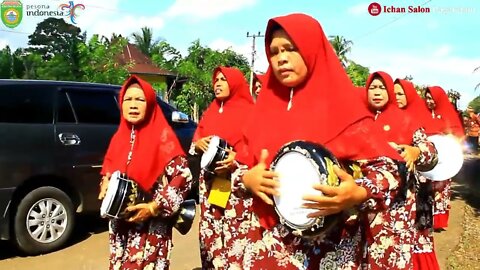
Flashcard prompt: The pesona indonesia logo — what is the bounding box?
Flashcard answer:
[368,2,431,16]
[22,1,85,25]
[1,0,23,28]
[368,2,382,16]
[58,1,85,24]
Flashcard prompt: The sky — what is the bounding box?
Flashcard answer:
[1,0,479,109]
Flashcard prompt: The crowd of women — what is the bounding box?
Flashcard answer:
[96,12,466,270]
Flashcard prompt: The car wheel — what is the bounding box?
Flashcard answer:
[13,186,75,255]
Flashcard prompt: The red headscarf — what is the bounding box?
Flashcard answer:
[237,13,401,229]
[365,72,421,145]
[253,73,266,85]
[426,86,464,137]
[101,75,185,191]
[194,66,254,149]
[395,79,442,135]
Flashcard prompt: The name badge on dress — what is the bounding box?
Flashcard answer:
[208,176,231,208]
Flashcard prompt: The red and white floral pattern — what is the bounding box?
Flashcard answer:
[108,156,193,270]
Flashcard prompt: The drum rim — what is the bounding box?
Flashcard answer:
[271,141,339,231]
[420,134,464,181]
[100,171,121,217]
[110,178,130,218]
[272,151,321,229]
[201,135,221,169]
[201,136,229,174]
[100,172,137,219]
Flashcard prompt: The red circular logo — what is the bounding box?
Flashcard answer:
[368,2,382,16]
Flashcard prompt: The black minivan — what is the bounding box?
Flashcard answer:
[0,79,199,255]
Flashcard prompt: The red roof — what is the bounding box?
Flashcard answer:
[117,43,177,77]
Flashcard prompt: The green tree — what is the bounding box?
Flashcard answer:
[78,34,131,85]
[151,40,182,72]
[468,96,480,112]
[27,17,86,80]
[0,46,12,78]
[131,27,159,57]
[346,61,369,86]
[172,40,250,121]
[101,33,125,46]
[414,84,426,98]
[329,35,353,68]
[36,54,78,80]
[11,48,26,79]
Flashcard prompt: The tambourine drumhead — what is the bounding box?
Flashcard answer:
[201,136,220,169]
[100,171,121,218]
[420,134,464,181]
[273,151,323,227]
[270,141,341,238]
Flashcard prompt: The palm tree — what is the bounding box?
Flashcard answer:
[328,35,353,68]
[131,27,159,57]
[101,33,124,45]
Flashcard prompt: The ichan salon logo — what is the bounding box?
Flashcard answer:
[368,2,382,16]
[368,2,431,16]
[58,1,85,24]
[1,0,23,28]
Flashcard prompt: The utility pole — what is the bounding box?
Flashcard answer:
[246,31,264,96]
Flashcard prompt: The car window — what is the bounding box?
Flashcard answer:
[56,91,76,123]
[0,84,54,124]
[64,88,120,124]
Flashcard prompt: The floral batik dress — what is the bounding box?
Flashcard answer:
[108,156,193,270]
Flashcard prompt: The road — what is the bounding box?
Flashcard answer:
[0,211,202,270]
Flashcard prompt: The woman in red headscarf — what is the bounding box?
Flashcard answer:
[362,73,437,269]
[252,73,266,101]
[189,66,255,269]
[98,75,193,270]
[394,79,441,270]
[424,86,465,230]
[231,13,413,269]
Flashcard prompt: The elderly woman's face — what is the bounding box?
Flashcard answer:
[213,71,230,101]
[394,83,407,109]
[254,80,262,95]
[122,84,147,125]
[425,92,436,110]
[367,77,389,110]
[269,29,308,88]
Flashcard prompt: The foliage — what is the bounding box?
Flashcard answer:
[131,27,160,57]
[346,61,369,86]
[329,35,353,68]
[0,46,12,78]
[77,34,130,85]
[151,41,183,72]
[26,17,86,80]
[172,40,250,121]
[468,96,480,112]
